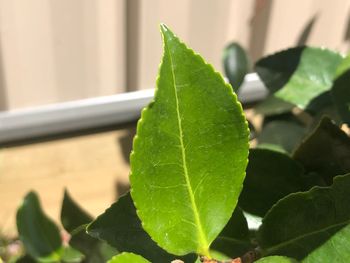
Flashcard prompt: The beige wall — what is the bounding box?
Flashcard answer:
[0,0,350,110]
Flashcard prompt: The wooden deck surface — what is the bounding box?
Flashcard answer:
[0,127,134,236]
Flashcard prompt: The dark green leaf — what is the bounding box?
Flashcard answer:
[255,47,343,109]
[61,190,93,233]
[87,193,194,263]
[60,190,98,258]
[258,120,306,153]
[16,191,62,262]
[293,117,350,185]
[130,24,249,256]
[258,174,350,259]
[211,207,252,258]
[332,70,350,125]
[239,149,305,217]
[256,256,298,263]
[107,253,150,263]
[223,42,250,92]
[302,224,350,262]
[254,96,295,116]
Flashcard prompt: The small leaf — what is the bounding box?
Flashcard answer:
[293,117,350,185]
[256,256,298,263]
[258,174,350,259]
[302,224,350,262]
[60,190,101,260]
[239,149,305,217]
[255,47,343,109]
[130,24,249,256]
[87,193,194,263]
[16,191,62,261]
[332,70,350,125]
[61,246,84,263]
[223,42,250,92]
[257,120,306,153]
[254,96,295,116]
[210,207,252,258]
[107,252,150,263]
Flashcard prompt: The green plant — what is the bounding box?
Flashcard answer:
[10,25,350,263]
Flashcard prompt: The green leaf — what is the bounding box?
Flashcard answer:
[293,117,350,185]
[16,191,62,262]
[332,69,350,125]
[223,42,250,92]
[335,53,350,78]
[258,174,350,259]
[254,96,295,116]
[61,190,117,262]
[239,149,305,217]
[129,24,249,256]
[255,47,343,109]
[302,224,350,262]
[107,253,150,263]
[256,256,298,263]
[257,120,306,153]
[87,193,194,263]
[210,207,252,258]
[61,246,84,263]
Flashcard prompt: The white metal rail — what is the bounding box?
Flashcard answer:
[0,73,266,144]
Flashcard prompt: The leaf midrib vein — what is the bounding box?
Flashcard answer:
[164,39,209,254]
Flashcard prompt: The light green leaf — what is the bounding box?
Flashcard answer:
[61,246,84,263]
[302,224,350,262]
[210,207,252,258]
[239,149,305,217]
[293,117,350,185]
[223,42,250,92]
[107,253,150,263]
[130,24,249,256]
[256,256,298,263]
[16,191,62,262]
[335,53,350,78]
[258,174,350,260]
[255,47,343,109]
[87,193,195,263]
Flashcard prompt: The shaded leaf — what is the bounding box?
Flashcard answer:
[256,256,298,263]
[239,149,305,217]
[211,207,252,258]
[16,192,62,262]
[223,42,250,92]
[254,96,295,116]
[258,120,306,153]
[332,69,350,125]
[302,224,350,262]
[293,117,350,185]
[87,193,194,263]
[107,253,150,263]
[258,174,350,259]
[255,47,343,109]
[130,24,249,255]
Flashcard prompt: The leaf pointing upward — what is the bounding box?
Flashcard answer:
[130,24,249,256]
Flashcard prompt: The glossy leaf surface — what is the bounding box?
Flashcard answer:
[87,193,194,263]
[130,24,249,256]
[239,149,305,217]
[302,224,350,262]
[107,253,150,263]
[210,207,252,258]
[255,47,343,109]
[293,117,350,185]
[258,174,350,259]
[254,96,295,116]
[16,191,62,262]
[223,42,249,92]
